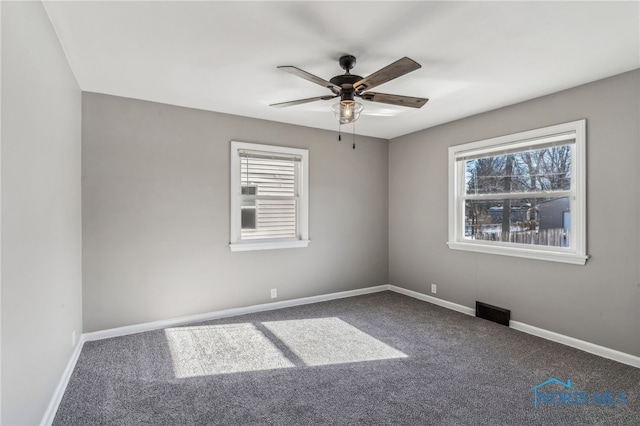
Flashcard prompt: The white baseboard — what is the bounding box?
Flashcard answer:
[509,320,640,368]
[387,285,476,316]
[387,285,640,369]
[45,285,387,424]
[47,283,639,424]
[83,285,390,342]
[82,283,640,369]
[40,337,85,426]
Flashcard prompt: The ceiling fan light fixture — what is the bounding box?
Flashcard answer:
[272,55,426,124]
[332,100,363,124]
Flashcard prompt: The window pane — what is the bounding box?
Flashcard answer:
[465,145,572,195]
[241,157,296,197]
[240,154,298,240]
[231,141,309,251]
[241,199,297,240]
[464,197,570,247]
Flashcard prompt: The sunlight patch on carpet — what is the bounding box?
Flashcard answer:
[165,323,294,378]
[262,317,408,366]
[165,317,407,378]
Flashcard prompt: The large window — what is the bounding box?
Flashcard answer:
[230,141,309,251]
[448,120,587,265]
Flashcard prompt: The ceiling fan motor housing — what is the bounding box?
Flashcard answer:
[271,55,427,110]
[330,73,362,101]
[333,55,364,99]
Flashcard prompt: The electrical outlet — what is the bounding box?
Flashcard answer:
[431,284,437,294]
[271,288,277,299]
[72,331,76,347]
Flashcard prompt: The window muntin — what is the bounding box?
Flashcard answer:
[230,142,309,251]
[448,120,587,264]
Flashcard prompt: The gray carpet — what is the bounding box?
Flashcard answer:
[54,291,640,425]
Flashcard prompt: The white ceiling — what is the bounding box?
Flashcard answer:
[42,1,640,139]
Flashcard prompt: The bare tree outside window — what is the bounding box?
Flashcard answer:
[464,144,572,247]
[449,120,586,264]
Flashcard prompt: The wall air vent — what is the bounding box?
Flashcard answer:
[476,301,510,326]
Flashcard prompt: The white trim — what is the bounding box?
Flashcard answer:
[447,241,588,265]
[230,141,309,250]
[230,239,310,252]
[390,285,640,369]
[40,338,86,426]
[509,321,640,368]
[447,119,587,265]
[453,128,578,159]
[0,2,3,420]
[49,284,639,422]
[83,285,389,342]
[387,285,475,316]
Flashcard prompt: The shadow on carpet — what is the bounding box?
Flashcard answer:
[54,291,640,425]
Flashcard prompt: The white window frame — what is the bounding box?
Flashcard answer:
[447,120,588,265]
[230,141,310,252]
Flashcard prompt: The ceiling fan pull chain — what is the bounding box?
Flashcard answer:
[352,122,356,149]
[338,123,342,141]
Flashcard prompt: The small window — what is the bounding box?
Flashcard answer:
[448,120,587,265]
[230,141,309,251]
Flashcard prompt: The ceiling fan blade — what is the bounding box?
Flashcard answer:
[277,66,341,94]
[359,92,429,108]
[353,57,421,94]
[270,95,338,108]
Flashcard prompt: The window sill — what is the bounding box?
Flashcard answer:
[229,239,310,252]
[447,241,588,265]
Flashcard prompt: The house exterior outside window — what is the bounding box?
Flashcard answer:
[230,141,309,252]
[448,120,587,265]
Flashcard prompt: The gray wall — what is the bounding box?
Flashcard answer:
[82,93,389,332]
[1,2,83,424]
[2,5,636,421]
[389,70,640,357]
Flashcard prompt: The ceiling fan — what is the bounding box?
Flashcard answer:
[270,55,429,124]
